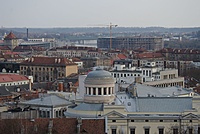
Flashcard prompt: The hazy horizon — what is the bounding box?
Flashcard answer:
[1,0,200,28]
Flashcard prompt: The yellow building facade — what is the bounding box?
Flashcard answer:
[20,57,78,82]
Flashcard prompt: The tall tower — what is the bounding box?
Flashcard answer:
[3,32,18,51]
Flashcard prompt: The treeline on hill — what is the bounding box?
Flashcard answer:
[165,40,200,49]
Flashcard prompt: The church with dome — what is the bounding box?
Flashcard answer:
[64,68,200,134]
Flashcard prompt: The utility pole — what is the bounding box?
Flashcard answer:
[109,23,118,51]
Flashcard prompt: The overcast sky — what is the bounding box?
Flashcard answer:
[0,0,200,28]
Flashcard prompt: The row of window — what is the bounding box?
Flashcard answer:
[112,73,140,78]
[142,70,152,77]
[0,81,28,86]
[153,82,183,88]
[113,119,178,123]
[21,67,65,71]
[39,109,66,118]
[111,128,194,134]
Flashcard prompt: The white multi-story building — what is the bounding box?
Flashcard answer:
[0,73,32,87]
[64,68,200,134]
[111,61,184,88]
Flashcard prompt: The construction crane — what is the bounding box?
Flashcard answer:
[108,23,118,51]
[88,22,118,50]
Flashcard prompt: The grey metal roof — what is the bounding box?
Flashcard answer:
[115,92,193,113]
[115,93,137,112]
[0,86,12,96]
[86,68,112,78]
[20,95,72,107]
[84,69,114,85]
[73,103,103,111]
[137,97,192,112]
[64,111,100,118]
[136,84,193,97]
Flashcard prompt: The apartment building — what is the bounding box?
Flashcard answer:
[97,37,164,50]
[47,46,99,58]
[0,73,30,87]
[160,48,200,62]
[20,57,78,82]
[111,61,184,88]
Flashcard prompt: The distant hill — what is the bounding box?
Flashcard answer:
[1,27,200,34]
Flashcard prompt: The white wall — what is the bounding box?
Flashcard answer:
[78,75,87,98]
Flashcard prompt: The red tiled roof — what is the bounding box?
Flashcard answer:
[0,74,28,83]
[0,118,105,134]
[117,53,127,59]
[0,46,11,50]
[4,52,19,55]
[136,52,164,59]
[72,57,81,62]
[21,56,77,66]
[4,32,17,40]
[3,54,23,60]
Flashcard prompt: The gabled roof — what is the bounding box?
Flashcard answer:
[20,95,72,107]
[4,32,17,40]
[181,113,199,119]
[102,110,127,118]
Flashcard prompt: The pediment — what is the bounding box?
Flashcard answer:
[181,113,199,120]
[103,110,127,119]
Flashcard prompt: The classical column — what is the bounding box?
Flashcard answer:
[101,87,103,95]
[91,87,93,95]
[106,87,109,95]
[112,87,114,94]
[96,88,98,95]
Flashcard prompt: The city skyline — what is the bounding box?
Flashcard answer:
[0,0,200,28]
